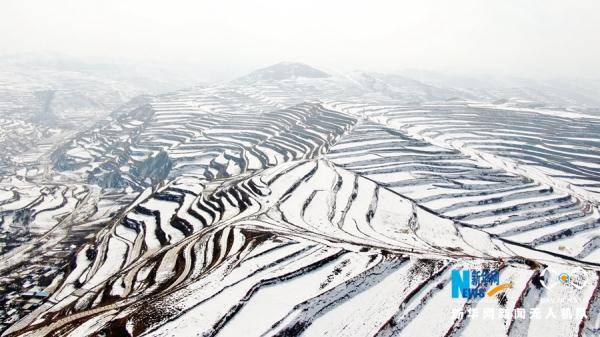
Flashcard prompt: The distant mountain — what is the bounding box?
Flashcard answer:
[398,69,600,108]
[0,54,204,127]
[348,72,470,102]
[236,62,330,82]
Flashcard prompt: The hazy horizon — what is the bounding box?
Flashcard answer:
[3,0,600,81]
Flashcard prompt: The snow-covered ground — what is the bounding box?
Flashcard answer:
[2,61,600,337]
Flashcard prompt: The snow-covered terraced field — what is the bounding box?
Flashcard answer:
[52,91,355,189]
[2,63,600,336]
[326,120,600,263]
[6,160,599,336]
[333,102,600,201]
[0,175,137,329]
[0,119,59,174]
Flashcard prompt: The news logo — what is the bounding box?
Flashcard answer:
[451,268,512,299]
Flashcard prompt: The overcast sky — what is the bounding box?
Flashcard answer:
[2,0,600,80]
